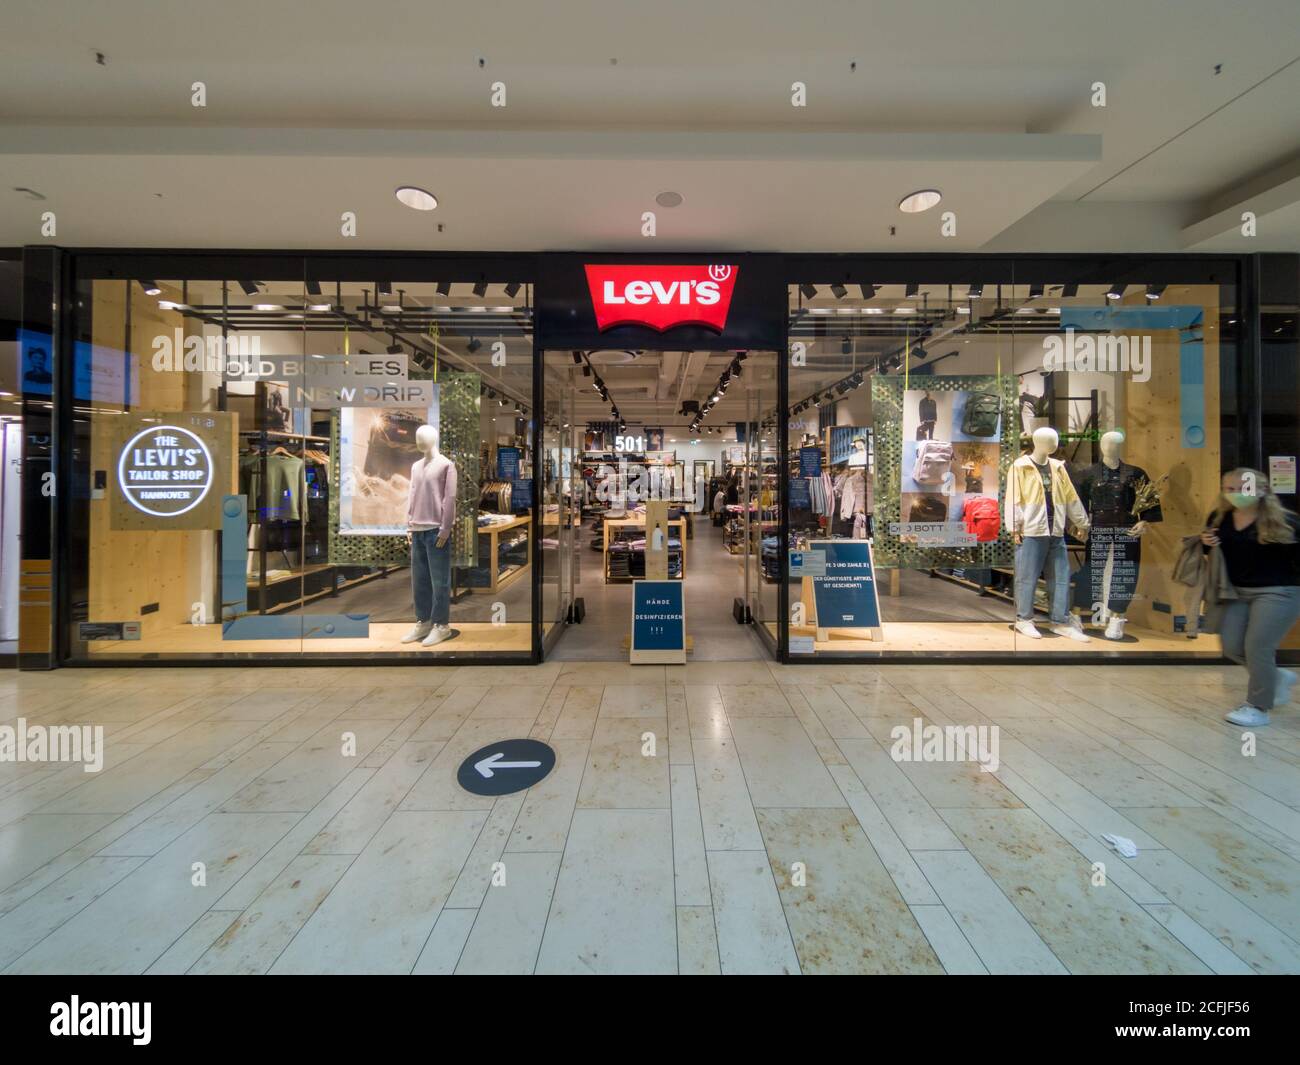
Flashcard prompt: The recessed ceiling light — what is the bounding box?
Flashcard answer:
[308,303,332,312]
[395,186,438,211]
[898,189,942,213]
[655,191,683,208]
[254,303,281,311]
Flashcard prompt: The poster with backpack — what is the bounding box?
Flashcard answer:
[893,384,1007,552]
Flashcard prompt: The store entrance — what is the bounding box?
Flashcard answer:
[540,348,779,661]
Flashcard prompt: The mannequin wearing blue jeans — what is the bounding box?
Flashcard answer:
[410,528,451,627]
[1015,535,1070,624]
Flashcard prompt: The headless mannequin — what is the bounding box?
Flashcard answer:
[408,425,452,550]
[403,424,457,647]
[1078,430,1158,640]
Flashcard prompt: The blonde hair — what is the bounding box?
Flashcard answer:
[1212,468,1296,544]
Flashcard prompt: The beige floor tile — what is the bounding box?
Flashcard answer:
[191,854,354,974]
[537,809,676,975]
[730,717,845,808]
[910,904,988,974]
[270,810,487,974]
[939,808,1208,974]
[757,808,943,974]
[599,684,668,718]
[576,716,670,809]
[706,849,800,975]
[676,905,720,975]
[456,852,562,974]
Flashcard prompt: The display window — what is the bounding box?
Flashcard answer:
[785,266,1237,657]
[65,264,535,661]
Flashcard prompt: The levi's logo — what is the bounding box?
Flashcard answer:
[584,264,738,332]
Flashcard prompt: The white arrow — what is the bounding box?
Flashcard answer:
[474,752,542,779]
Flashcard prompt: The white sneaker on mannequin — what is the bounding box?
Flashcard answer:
[401,621,432,644]
[1014,619,1042,639]
[1050,616,1091,642]
[1104,616,1127,641]
[422,624,452,647]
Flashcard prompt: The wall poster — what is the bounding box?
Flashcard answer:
[338,391,439,536]
[871,374,1016,568]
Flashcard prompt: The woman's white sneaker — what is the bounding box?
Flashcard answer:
[1014,619,1042,639]
[1225,704,1270,727]
[1276,668,1297,706]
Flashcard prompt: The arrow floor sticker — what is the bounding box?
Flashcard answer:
[457,739,557,796]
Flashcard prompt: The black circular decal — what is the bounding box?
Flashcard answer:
[457,739,557,796]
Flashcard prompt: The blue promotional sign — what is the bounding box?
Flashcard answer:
[788,478,812,511]
[497,446,521,480]
[630,580,685,663]
[808,540,882,634]
[799,446,822,478]
[510,477,533,509]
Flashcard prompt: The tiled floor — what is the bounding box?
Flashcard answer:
[1,661,1298,974]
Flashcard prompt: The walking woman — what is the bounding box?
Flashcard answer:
[1201,468,1300,725]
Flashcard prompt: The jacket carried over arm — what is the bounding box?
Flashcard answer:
[1004,454,1090,538]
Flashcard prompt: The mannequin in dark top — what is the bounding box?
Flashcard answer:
[1073,431,1162,640]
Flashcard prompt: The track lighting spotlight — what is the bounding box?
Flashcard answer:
[841,337,852,355]
[905,282,920,298]
[377,280,392,296]
[387,342,403,355]
[504,281,521,299]
[860,284,878,300]
[472,281,488,298]
[238,280,261,296]
[1061,283,1079,298]
[830,283,847,300]
[572,351,583,365]
[1107,283,1125,300]
[1145,284,1167,301]
[140,280,161,295]
[1028,284,1044,300]
[967,283,983,298]
[305,280,322,296]
[800,283,818,300]
[436,281,451,296]
[467,337,482,353]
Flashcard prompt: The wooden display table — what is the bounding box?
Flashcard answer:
[472,515,532,594]
[602,516,687,582]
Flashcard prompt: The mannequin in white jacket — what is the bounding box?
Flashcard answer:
[1005,427,1090,642]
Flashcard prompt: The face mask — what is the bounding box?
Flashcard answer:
[1225,492,1258,509]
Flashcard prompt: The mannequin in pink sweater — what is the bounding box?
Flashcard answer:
[402,424,457,648]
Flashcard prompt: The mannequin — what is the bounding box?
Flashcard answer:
[402,424,458,648]
[1004,426,1090,641]
[1074,430,1162,640]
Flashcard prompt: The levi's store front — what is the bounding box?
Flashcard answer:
[29,249,1254,667]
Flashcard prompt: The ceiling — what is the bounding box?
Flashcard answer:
[1,0,1298,250]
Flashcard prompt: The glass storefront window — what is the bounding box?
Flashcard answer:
[67,267,534,661]
[786,267,1235,658]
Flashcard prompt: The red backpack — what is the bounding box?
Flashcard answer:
[962,496,1001,542]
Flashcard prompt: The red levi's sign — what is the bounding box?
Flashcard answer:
[584,264,739,332]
